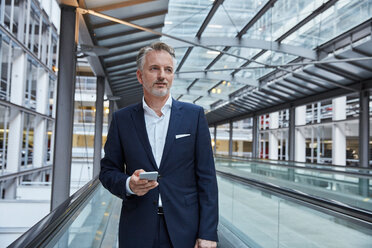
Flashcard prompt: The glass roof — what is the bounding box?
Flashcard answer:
[153,0,372,113]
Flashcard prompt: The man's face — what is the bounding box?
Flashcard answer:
[137,50,174,99]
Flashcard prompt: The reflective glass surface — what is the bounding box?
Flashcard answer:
[219,175,372,247]
[216,157,372,212]
[48,185,120,248]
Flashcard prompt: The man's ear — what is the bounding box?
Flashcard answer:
[136,69,143,85]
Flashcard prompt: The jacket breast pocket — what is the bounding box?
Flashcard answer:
[175,134,193,144]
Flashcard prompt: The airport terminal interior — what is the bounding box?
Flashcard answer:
[0,0,372,247]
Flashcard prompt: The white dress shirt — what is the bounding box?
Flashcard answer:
[126,96,172,206]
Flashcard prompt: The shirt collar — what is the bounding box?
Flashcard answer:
[142,94,172,116]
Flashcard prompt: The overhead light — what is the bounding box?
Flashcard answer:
[77,44,110,57]
[227,82,231,86]
[222,81,226,85]
[105,108,109,114]
[217,88,222,94]
[52,65,59,72]
[208,24,223,29]
[165,21,172,25]
[211,88,217,93]
[104,95,121,101]
[207,51,221,55]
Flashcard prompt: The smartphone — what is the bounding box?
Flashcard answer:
[139,171,158,181]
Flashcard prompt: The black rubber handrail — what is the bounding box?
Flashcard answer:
[8,177,100,248]
[217,170,372,227]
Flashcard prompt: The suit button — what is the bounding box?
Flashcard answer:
[153,201,158,206]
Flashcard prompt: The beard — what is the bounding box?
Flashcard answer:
[144,80,171,97]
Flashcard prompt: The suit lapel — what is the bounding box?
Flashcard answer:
[160,99,182,169]
[131,103,158,170]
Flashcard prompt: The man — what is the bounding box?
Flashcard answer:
[99,42,218,248]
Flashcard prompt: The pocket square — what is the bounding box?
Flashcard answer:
[175,134,191,139]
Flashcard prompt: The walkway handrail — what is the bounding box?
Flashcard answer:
[0,165,53,182]
[215,155,372,179]
[217,169,372,226]
[8,177,100,248]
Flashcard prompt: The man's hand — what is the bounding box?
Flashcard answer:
[194,239,217,248]
[129,169,158,196]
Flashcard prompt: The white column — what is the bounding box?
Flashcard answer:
[33,69,49,168]
[237,140,244,156]
[5,49,27,198]
[269,112,279,160]
[332,96,346,166]
[295,106,306,162]
[7,49,26,172]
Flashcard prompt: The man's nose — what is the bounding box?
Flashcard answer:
[157,68,165,80]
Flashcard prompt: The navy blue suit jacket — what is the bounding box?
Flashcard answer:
[99,99,218,248]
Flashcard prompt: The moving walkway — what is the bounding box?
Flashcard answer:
[8,157,372,248]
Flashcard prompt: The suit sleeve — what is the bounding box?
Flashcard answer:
[99,112,129,199]
[195,107,219,242]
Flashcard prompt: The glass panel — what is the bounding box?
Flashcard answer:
[28,6,41,55]
[181,46,224,71]
[48,77,55,117]
[242,0,323,41]
[2,0,21,37]
[284,0,372,48]
[162,0,212,38]
[216,158,372,211]
[50,32,58,69]
[48,184,121,248]
[0,34,11,101]
[22,113,35,167]
[45,120,53,163]
[0,104,9,173]
[218,175,372,248]
[215,123,230,155]
[40,18,50,64]
[203,0,270,37]
[232,118,253,157]
[25,59,37,110]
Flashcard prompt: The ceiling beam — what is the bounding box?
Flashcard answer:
[93,9,168,29]
[168,37,317,60]
[107,35,160,49]
[97,23,164,41]
[175,72,258,87]
[105,55,137,68]
[90,0,155,12]
[237,0,278,37]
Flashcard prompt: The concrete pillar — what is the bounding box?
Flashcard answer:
[93,76,104,178]
[332,96,346,166]
[33,69,49,169]
[295,106,306,162]
[359,91,370,196]
[51,6,77,211]
[252,116,258,158]
[228,121,233,156]
[269,112,279,160]
[288,107,295,161]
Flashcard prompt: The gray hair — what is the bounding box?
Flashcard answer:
[136,42,176,71]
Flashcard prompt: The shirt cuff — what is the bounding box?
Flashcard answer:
[126,176,135,195]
